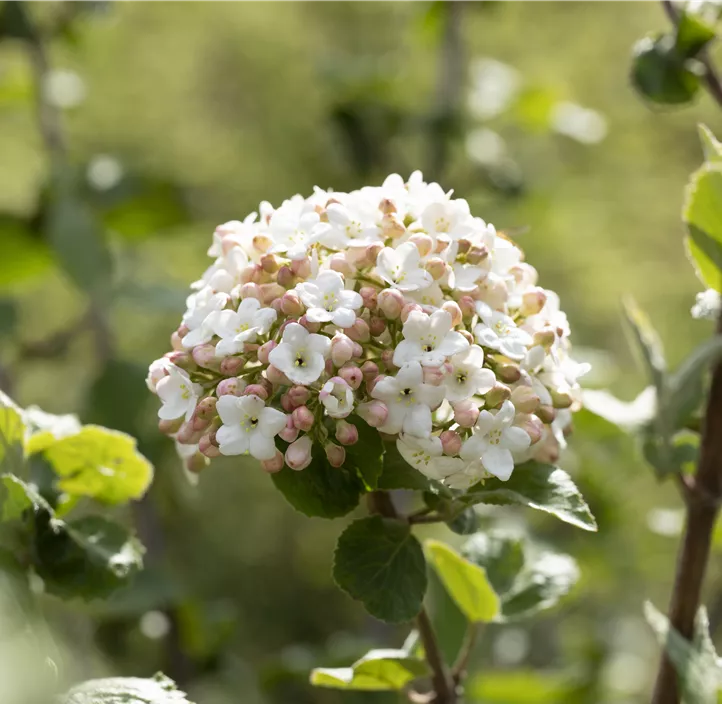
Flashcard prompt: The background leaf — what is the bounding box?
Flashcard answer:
[62,673,194,704]
[333,515,427,623]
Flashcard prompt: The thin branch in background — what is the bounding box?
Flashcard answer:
[452,624,480,684]
[428,0,465,182]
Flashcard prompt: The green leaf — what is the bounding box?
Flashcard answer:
[33,513,144,600]
[333,516,427,623]
[39,426,152,505]
[425,539,500,623]
[24,407,82,456]
[377,442,432,491]
[45,168,113,299]
[310,648,428,691]
[460,461,597,532]
[0,1,33,41]
[631,34,702,105]
[0,390,25,474]
[645,602,721,704]
[446,506,480,535]
[666,336,722,428]
[0,298,17,337]
[622,295,666,394]
[0,474,50,522]
[685,164,722,291]
[0,215,53,289]
[271,446,362,518]
[63,673,194,704]
[463,531,579,621]
[676,11,717,57]
[699,124,722,164]
[467,669,573,704]
[343,415,384,490]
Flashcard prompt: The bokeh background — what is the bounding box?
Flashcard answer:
[0,2,719,703]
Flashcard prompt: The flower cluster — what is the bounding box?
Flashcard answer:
[147,172,589,487]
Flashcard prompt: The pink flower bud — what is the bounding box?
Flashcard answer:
[299,315,321,334]
[533,328,556,350]
[325,442,346,468]
[193,344,218,370]
[514,413,544,445]
[279,416,299,443]
[290,257,312,279]
[220,356,244,376]
[379,198,396,215]
[338,364,363,390]
[288,385,311,407]
[369,317,386,337]
[381,213,406,239]
[258,340,277,365]
[408,233,433,258]
[177,324,190,339]
[532,431,560,464]
[458,296,476,322]
[240,282,261,300]
[496,362,521,384]
[186,452,209,474]
[485,383,511,409]
[357,400,388,428]
[325,359,334,375]
[511,385,540,414]
[425,257,447,281]
[365,242,383,266]
[521,288,547,317]
[292,405,315,432]
[216,377,245,397]
[331,333,355,367]
[329,253,356,277]
[165,351,194,372]
[158,418,183,435]
[360,361,379,382]
[243,342,260,354]
[243,384,268,401]
[345,318,370,343]
[176,422,202,445]
[366,374,385,394]
[285,435,313,471]
[199,434,221,458]
[442,301,463,327]
[260,253,279,274]
[262,450,285,473]
[457,238,471,254]
[335,419,359,445]
[550,387,573,409]
[193,396,217,422]
[360,287,378,311]
[378,288,405,320]
[239,266,256,285]
[423,365,446,386]
[536,404,557,424]
[281,291,304,316]
[281,393,294,413]
[440,430,462,456]
[400,303,422,323]
[170,331,184,351]
[381,349,397,372]
[260,283,286,305]
[453,400,479,428]
[466,244,488,265]
[352,342,363,358]
[277,266,295,289]
[266,365,290,386]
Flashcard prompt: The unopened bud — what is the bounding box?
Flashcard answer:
[357,400,388,427]
[466,244,488,265]
[171,331,184,351]
[285,435,313,471]
[536,404,557,424]
[325,442,346,468]
[533,328,556,351]
[335,419,359,445]
[185,452,209,474]
[369,316,386,337]
[239,282,260,301]
[496,362,521,384]
[378,289,405,320]
[521,288,547,317]
[381,214,405,239]
[266,365,290,386]
[401,303,422,323]
[364,243,383,267]
[159,418,183,435]
[331,333,355,367]
[329,252,356,277]
[409,234,433,258]
[199,434,221,458]
[279,416,299,443]
[550,387,573,409]
[277,266,295,289]
[423,365,446,386]
[515,413,544,445]
[339,364,363,390]
[281,291,304,316]
[345,318,370,343]
[287,385,310,407]
[262,450,285,473]
[457,238,471,254]
[220,356,244,376]
[260,283,286,305]
[243,384,268,401]
[453,400,479,428]
[510,385,540,414]
[440,430,462,456]
[459,295,476,322]
[260,253,279,274]
[177,422,202,445]
[193,396,217,423]
[291,258,312,279]
[425,257,447,281]
[360,287,378,311]
[292,405,315,432]
[485,383,511,409]
[379,198,396,215]
[297,315,320,333]
[193,344,218,370]
[442,301,463,327]
[258,340,277,365]
[381,350,397,372]
[360,361,379,381]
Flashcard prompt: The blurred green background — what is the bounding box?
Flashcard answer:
[0,2,719,703]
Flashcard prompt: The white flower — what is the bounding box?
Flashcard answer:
[156,366,202,421]
[211,298,276,358]
[269,204,323,260]
[444,345,496,401]
[421,199,473,242]
[182,287,228,348]
[216,394,286,460]
[315,199,381,250]
[474,301,532,361]
[692,289,721,320]
[194,245,249,294]
[376,242,433,291]
[393,309,469,367]
[320,377,354,418]
[295,270,362,328]
[449,263,485,292]
[147,357,172,391]
[397,434,467,482]
[371,361,445,436]
[268,322,331,384]
[460,400,531,481]
[406,283,445,309]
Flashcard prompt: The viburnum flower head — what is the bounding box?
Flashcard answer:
[147,170,587,487]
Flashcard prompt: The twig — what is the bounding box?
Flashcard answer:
[452,624,480,683]
[367,491,456,704]
[662,0,722,110]
[651,306,722,704]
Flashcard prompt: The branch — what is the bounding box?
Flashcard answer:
[651,308,722,704]
[662,0,722,110]
[452,624,479,684]
[366,491,456,704]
